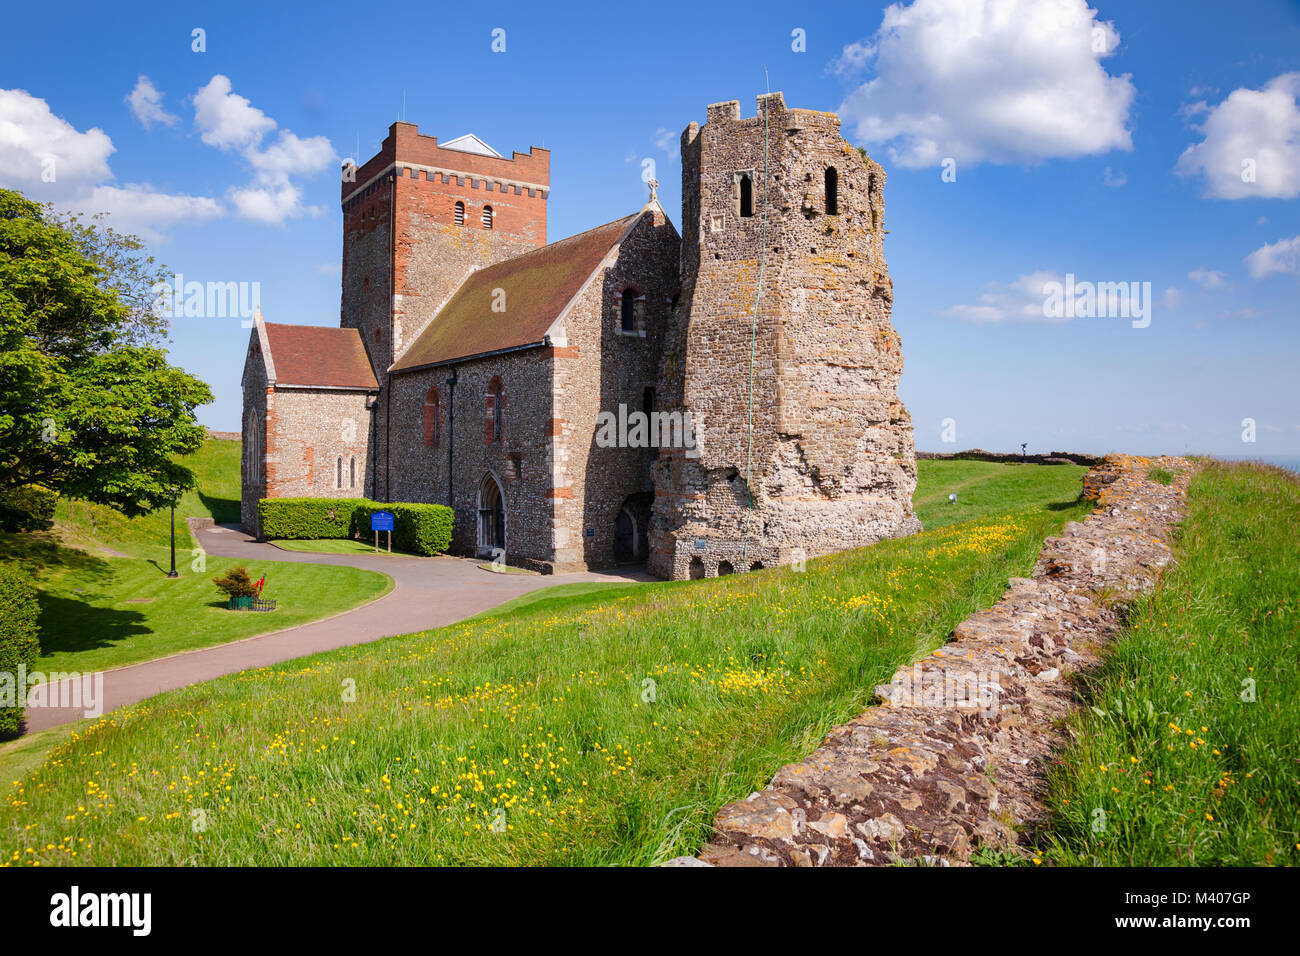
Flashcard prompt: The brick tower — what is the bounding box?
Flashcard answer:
[340,123,550,381]
[648,92,920,580]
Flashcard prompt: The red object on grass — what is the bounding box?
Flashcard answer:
[254,575,265,595]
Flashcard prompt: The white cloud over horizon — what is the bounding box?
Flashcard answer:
[1245,235,1300,278]
[835,0,1136,168]
[939,270,1068,322]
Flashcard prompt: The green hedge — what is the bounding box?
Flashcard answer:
[0,564,41,736]
[258,498,453,556]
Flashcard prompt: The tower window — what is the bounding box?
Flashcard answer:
[424,386,441,448]
[336,456,343,490]
[454,201,465,226]
[485,376,504,444]
[825,167,838,215]
[349,457,356,488]
[482,205,494,229]
[620,289,637,332]
[738,174,753,218]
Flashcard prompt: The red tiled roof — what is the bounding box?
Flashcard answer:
[262,323,379,389]
[390,213,640,372]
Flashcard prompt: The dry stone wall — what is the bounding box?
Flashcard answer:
[677,455,1192,866]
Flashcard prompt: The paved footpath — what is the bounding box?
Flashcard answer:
[24,524,650,732]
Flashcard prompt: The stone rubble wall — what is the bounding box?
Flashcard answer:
[674,454,1192,867]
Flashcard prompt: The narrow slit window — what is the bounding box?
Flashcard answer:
[738,174,753,218]
[825,167,838,215]
[454,201,465,226]
[349,457,356,488]
[336,456,343,489]
[620,289,637,332]
[482,205,494,229]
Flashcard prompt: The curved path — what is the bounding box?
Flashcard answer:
[24,524,651,732]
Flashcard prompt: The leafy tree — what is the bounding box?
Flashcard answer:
[212,565,259,599]
[0,188,212,517]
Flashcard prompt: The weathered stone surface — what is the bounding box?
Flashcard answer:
[649,93,919,580]
[692,455,1192,866]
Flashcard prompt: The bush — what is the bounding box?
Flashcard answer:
[258,498,367,540]
[352,502,453,556]
[0,485,58,533]
[258,498,452,556]
[0,564,41,736]
[212,565,259,599]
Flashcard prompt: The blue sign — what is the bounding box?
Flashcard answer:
[370,511,395,532]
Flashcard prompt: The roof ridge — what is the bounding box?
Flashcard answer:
[482,211,640,270]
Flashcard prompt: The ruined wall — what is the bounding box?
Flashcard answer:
[649,93,919,580]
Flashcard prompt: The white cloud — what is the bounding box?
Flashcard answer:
[940,270,1067,322]
[193,75,277,150]
[76,184,222,241]
[1244,235,1300,278]
[1176,73,1300,199]
[126,76,178,130]
[0,87,218,239]
[1162,287,1183,309]
[653,127,680,162]
[1103,166,1127,187]
[0,87,114,199]
[836,0,1135,168]
[190,75,334,224]
[317,262,342,276]
[1188,267,1227,290]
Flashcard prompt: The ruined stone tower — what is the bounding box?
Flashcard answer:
[648,92,920,580]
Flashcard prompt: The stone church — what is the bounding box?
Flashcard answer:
[241,92,921,577]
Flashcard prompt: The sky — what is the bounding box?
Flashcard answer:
[2,0,1298,461]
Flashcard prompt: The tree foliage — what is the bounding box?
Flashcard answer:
[0,188,212,516]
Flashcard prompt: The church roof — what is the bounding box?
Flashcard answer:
[439,133,503,158]
[390,212,640,372]
[261,321,379,390]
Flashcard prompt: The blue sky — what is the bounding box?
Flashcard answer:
[2,0,1298,460]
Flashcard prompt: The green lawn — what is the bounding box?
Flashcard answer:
[1041,461,1300,866]
[914,459,1086,529]
[0,460,1091,866]
[1,437,392,678]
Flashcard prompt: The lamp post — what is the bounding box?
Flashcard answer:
[167,491,179,578]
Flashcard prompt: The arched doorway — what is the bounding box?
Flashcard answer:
[613,507,638,564]
[477,472,505,556]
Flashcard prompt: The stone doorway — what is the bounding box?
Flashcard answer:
[613,494,652,565]
[477,472,505,556]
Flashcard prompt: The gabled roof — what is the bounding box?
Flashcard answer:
[390,212,642,372]
[440,133,503,158]
[260,321,379,390]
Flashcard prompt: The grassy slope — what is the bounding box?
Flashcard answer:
[1042,462,1299,865]
[1,438,391,676]
[1,460,1089,866]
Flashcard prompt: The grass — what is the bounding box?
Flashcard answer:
[913,459,1086,529]
[1041,461,1300,866]
[1147,466,1176,486]
[0,437,393,677]
[0,460,1090,866]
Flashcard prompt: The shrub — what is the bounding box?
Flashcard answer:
[0,485,58,533]
[0,564,41,736]
[212,565,259,599]
[258,498,452,556]
[352,502,453,556]
[258,498,367,540]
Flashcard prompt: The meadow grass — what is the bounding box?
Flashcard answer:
[1,462,1090,866]
[1042,461,1300,865]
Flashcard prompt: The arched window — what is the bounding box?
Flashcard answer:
[454,201,465,226]
[245,410,262,485]
[424,386,441,448]
[620,289,637,332]
[738,174,753,218]
[825,167,838,215]
[485,376,504,444]
[336,456,343,489]
[349,457,356,488]
[482,205,494,229]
